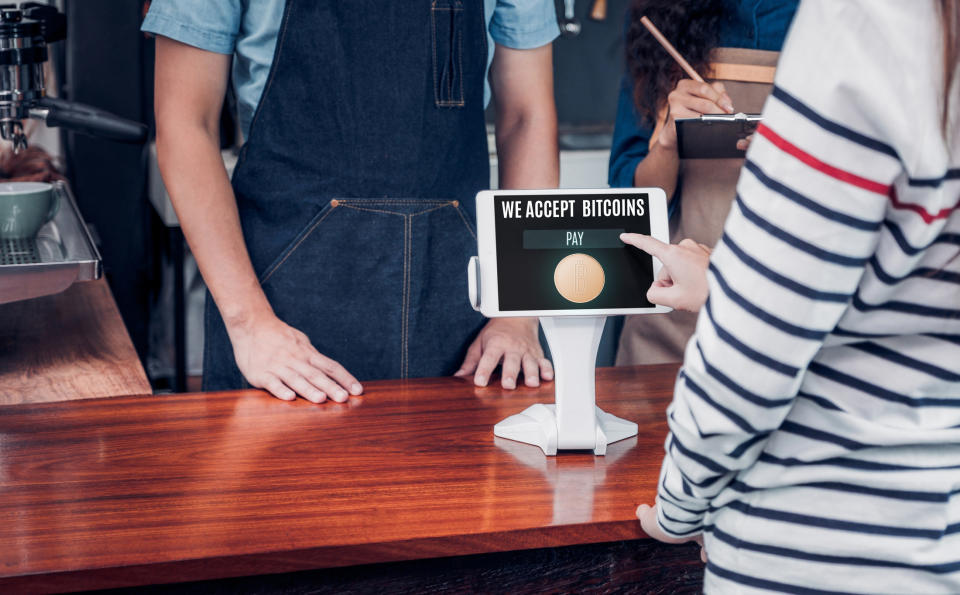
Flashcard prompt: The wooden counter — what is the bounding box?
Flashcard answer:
[0,365,702,593]
[0,279,151,404]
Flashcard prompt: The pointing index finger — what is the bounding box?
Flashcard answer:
[620,233,672,263]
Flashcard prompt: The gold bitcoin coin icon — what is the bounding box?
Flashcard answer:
[554,253,605,303]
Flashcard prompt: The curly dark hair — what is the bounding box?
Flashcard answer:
[625,0,724,125]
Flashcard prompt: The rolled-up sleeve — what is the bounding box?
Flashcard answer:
[608,75,653,188]
[141,0,243,55]
[490,0,560,49]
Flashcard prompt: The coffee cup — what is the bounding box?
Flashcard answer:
[0,182,58,240]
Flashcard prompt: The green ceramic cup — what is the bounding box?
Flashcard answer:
[0,182,58,240]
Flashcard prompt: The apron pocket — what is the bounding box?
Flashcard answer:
[259,198,459,286]
[255,198,477,381]
[432,0,465,108]
[451,199,477,240]
[258,200,336,284]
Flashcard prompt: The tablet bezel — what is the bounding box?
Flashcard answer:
[475,188,672,317]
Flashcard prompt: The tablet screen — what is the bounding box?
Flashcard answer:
[494,193,656,311]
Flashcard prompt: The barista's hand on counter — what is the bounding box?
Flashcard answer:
[455,317,554,390]
[620,234,710,313]
[227,311,363,403]
[637,503,706,563]
[658,80,734,150]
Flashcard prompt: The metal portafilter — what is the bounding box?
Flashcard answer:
[0,3,146,152]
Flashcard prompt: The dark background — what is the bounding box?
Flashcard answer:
[552,0,631,128]
[63,0,155,360]
[494,194,653,311]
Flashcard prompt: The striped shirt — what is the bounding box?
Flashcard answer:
[654,1,960,592]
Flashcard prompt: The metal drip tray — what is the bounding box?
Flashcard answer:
[0,182,101,304]
[1,237,42,265]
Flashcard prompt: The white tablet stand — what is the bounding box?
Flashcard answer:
[493,316,638,456]
[467,187,671,457]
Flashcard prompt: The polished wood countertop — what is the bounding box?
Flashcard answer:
[0,279,151,405]
[0,364,680,593]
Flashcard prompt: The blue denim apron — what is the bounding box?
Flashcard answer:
[203,0,489,390]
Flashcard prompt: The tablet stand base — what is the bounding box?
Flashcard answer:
[493,316,638,456]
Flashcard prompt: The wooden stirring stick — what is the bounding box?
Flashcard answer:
[639,16,705,83]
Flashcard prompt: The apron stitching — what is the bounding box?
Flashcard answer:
[400,217,405,378]
[344,203,454,217]
[432,5,466,107]
[340,205,410,216]
[402,215,407,378]
[477,0,488,70]
[457,11,464,103]
[340,200,448,204]
[259,207,337,285]
[402,214,412,378]
[431,3,439,106]
[409,202,457,218]
[452,204,477,241]
[407,214,413,378]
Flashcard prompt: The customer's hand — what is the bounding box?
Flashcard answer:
[226,311,363,403]
[637,503,706,563]
[620,234,711,313]
[455,317,554,389]
[658,80,734,150]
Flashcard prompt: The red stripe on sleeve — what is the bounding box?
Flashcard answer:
[757,123,957,223]
[888,186,956,224]
[756,123,891,195]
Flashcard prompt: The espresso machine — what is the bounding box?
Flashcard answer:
[0,3,146,151]
[0,3,147,305]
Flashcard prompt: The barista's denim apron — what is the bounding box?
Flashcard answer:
[203,0,489,390]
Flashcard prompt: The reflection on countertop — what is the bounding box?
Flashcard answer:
[495,435,637,525]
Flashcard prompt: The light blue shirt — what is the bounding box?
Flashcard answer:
[143,0,559,138]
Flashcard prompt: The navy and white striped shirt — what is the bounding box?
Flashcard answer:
[654,1,960,592]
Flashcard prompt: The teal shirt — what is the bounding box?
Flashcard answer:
[143,0,560,138]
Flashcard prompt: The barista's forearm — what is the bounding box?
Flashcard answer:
[495,112,559,189]
[154,37,271,331]
[633,141,680,200]
[490,43,558,189]
[155,124,272,329]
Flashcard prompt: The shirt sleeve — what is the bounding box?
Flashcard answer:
[141,0,243,55]
[608,74,653,188]
[490,0,560,49]
[654,0,905,538]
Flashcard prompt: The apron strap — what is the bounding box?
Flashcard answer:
[706,62,776,84]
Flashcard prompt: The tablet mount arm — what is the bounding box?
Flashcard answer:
[470,257,638,456]
[493,316,638,455]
